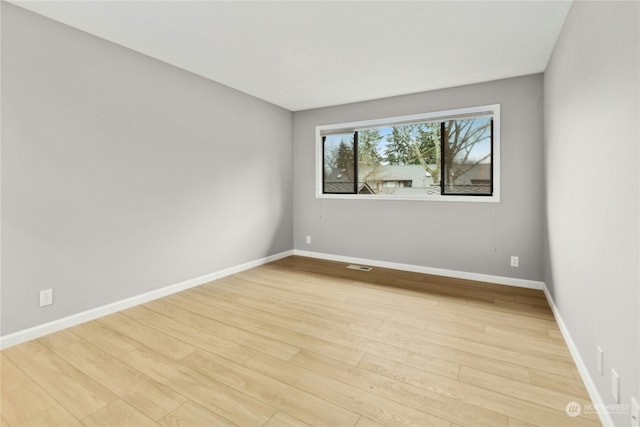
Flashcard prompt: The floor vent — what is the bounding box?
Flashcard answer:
[347,264,372,272]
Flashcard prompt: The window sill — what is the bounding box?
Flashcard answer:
[316,193,500,203]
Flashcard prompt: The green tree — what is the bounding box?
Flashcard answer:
[415,124,439,164]
[414,123,440,183]
[383,124,441,183]
[357,128,383,183]
[358,128,383,167]
[384,126,414,165]
[335,140,354,180]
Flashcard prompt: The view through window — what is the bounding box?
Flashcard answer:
[319,105,498,200]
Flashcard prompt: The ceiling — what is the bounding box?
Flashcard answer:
[10,1,572,111]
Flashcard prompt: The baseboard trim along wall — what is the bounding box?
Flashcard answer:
[1,247,609,426]
[0,249,543,350]
[293,249,545,290]
[0,250,294,350]
[542,285,614,427]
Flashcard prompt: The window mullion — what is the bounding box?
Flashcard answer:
[440,121,445,195]
[322,135,327,194]
[490,119,494,196]
[353,131,359,194]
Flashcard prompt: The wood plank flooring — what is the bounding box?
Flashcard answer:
[0,256,601,426]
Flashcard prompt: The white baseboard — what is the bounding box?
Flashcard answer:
[542,285,614,427]
[0,247,612,427]
[0,250,293,350]
[293,249,545,290]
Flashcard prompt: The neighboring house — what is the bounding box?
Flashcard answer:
[443,162,492,194]
[452,162,491,185]
[360,165,433,195]
[326,163,491,195]
[360,162,491,195]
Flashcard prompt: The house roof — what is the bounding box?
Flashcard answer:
[323,182,375,194]
[363,165,430,181]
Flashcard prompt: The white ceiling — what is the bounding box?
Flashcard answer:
[10,1,572,111]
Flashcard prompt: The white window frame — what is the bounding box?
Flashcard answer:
[315,104,500,202]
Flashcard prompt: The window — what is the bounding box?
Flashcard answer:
[316,104,500,202]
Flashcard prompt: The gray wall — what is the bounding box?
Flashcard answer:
[543,2,639,425]
[293,74,544,281]
[1,4,293,335]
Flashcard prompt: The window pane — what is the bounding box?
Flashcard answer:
[358,124,441,195]
[323,133,355,193]
[443,118,492,195]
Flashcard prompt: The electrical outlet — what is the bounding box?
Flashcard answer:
[630,397,639,427]
[596,345,603,375]
[39,289,53,307]
[306,235,311,245]
[510,256,519,267]
[611,369,619,403]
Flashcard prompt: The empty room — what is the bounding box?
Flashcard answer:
[1,1,638,426]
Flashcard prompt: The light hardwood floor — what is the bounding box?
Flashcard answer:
[1,256,601,426]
